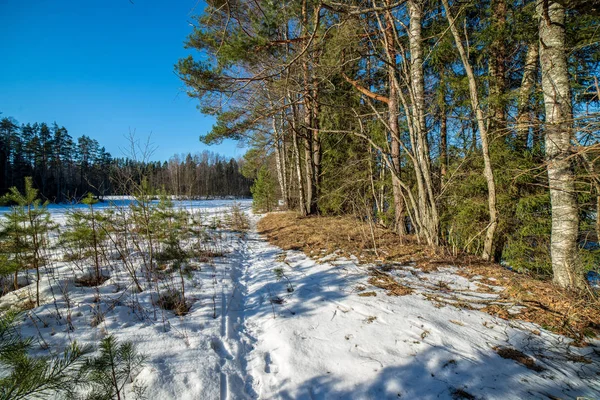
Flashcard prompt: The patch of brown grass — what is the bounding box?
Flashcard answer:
[20,298,36,311]
[258,212,430,263]
[193,248,225,263]
[74,274,110,287]
[368,270,413,296]
[566,353,592,364]
[494,346,545,372]
[158,290,191,316]
[357,291,377,297]
[474,270,600,342]
[258,212,600,342]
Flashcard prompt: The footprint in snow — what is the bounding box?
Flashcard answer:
[210,337,233,360]
[264,352,278,375]
[264,352,272,373]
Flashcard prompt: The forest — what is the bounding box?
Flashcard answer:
[177,0,600,291]
[0,117,252,200]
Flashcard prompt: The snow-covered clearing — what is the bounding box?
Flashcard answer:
[1,202,598,399]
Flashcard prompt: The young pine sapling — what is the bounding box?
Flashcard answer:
[0,312,91,400]
[273,267,294,293]
[2,177,56,307]
[82,335,146,400]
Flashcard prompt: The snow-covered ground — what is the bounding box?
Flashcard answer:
[0,198,251,222]
[1,203,598,399]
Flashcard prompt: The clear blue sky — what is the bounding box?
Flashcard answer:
[0,0,243,162]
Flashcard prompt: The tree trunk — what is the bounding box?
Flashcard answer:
[292,123,307,215]
[442,0,498,260]
[489,0,508,136]
[301,0,318,215]
[489,0,509,263]
[538,0,585,290]
[311,83,321,215]
[287,91,307,215]
[303,133,314,212]
[280,111,291,207]
[368,146,382,218]
[272,114,287,209]
[385,8,407,235]
[438,64,448,185]
[408,0,439,245]
[391,138,406,234]
[516,43,539,149]
[440,100,448,183]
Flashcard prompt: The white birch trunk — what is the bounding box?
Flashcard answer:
[537,0,585,290]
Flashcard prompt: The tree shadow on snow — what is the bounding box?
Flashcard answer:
[241,246,363,321]
[275,344,599,400]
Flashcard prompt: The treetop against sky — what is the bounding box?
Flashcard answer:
[0,0,243,162]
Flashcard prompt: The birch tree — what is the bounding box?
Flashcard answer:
[537,0,586,290]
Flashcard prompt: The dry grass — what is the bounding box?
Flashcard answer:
[357,291,377,297]
[462,265,600,342]
[494,346,545,372]
[74,273,110,287]
[225,203,250,232]
[258,212,431,262]
[20,298,36,311]
[157,290,191,316]
[258,212,600,342]
[368,269,413,296]
[192,248,225,263]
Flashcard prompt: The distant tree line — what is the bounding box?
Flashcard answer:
[115,152,252,198]
[0,117,251,201]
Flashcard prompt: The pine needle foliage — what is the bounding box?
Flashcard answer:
[0,208,30,294]
[0,312,91,400]
[250,167,278,213]
[1,177,56,306]
[62,193,108,284]
[225,203,250,232]
[82,335,146,400]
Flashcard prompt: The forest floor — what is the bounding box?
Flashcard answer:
[1,204,599,399]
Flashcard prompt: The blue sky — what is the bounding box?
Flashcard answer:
[0,0,243,162]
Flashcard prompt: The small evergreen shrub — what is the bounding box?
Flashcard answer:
[82,335,146,400]
[225,203,250,232]
[0,312,91,400]
[250,167,278,213]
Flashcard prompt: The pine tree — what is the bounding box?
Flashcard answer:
[251,167,278,213]
[82,335,146,400]
[0,312,91,400]
[153,192,189,312]
[0,207,30,292]
[62,193,107,285]
[2,177,56,306]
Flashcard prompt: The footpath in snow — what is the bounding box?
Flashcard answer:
[239,215,599,400]
[1,205,598,399]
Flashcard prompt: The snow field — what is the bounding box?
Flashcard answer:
[0,201,598,400]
